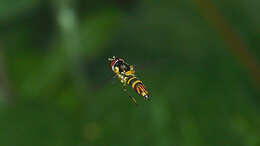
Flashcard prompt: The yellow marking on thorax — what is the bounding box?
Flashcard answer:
[125,71,135,76]
[125,65,135,76]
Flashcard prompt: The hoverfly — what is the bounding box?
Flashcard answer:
[108,56,150,105]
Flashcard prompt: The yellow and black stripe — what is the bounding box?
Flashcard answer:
[126,75,148,97]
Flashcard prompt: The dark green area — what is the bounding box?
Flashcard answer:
[0,0,260,145]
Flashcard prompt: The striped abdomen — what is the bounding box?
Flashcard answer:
[126,76,149,99]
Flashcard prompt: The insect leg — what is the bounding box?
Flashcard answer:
[123,85,138,106]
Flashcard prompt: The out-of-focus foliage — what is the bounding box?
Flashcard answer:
[0,0,260,146]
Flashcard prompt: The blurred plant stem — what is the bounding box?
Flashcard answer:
[0,48,13,106]
[54,0,89,96]
[193,0,260,90]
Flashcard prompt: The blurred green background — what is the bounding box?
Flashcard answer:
[0,0,260,146]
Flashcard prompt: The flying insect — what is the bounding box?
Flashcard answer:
[108,56,150,105]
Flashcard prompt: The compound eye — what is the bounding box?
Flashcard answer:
[110,59,119,71]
